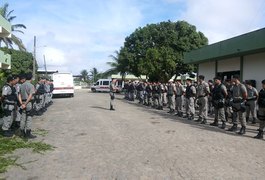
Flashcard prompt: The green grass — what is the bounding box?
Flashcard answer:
[0,134,54,173]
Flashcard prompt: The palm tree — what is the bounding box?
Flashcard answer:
[0,3,27,51]
[80,69,88,82]
[104,50,128,80]
[90,67,99,83]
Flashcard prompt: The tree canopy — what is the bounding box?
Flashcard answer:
[0,47,34,76]
[112,20,208,82]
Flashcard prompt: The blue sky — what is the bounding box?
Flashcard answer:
[4,0,265,74]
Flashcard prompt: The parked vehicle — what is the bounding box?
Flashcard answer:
[52,72,74,97]
[91,79,121,93]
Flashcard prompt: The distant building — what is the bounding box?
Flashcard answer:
[0,15,11,69]
[184,28,265,90]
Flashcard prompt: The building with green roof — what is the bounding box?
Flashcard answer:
[184,28,265,90]
[0,15,11,69]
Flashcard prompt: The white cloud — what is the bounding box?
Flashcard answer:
[179,0,265,43]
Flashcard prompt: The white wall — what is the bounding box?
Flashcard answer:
[198,61,215,82]
[243,52,265,91]
[217,57,240,72]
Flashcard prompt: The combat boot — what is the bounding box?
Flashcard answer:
[210,120,219,126]
[237,126,246,135]
[2,130,14,137]
[246,117,249,123]
[178,112,183,117]
[220,122,226,129]
[227,124,238,132]
[195,117,202,122]
[25,130,36,139]
[200,118,207,124]
[110,105,115,111]
[254,130,263,139]
[252,118,257,124]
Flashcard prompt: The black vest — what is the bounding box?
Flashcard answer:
[258,89,265,108]
[186,85,195,98]
[4,84,17,102]
[36,83,46,94]
[212,84,225,101]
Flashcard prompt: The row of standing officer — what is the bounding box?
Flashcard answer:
[1,73,54,138]
[122,75,265,139]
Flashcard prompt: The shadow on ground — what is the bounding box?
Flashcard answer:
[116,96,264,141]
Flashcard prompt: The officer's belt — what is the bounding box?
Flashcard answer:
[176,95,182,97]
[246,97,257,101]
[233,98,243,103]
[3,101,15,105]
[198,95,207,98]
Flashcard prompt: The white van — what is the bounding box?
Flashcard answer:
[52,72,74,97]
[91,79,111,92]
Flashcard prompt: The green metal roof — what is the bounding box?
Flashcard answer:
[184,28,265,64]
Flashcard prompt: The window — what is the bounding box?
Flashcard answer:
[103,81,109,85]
[96,82,99,85]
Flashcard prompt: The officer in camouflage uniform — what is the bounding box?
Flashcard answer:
[245,80,258,124]
[254,80,265,139]
[157,82,164,110]
[184,78,196,120]
[18,73,36,139]
[1,76,17,137]
[227,75,247,135]
[175,79,185,117]
[109,79,117,110]
[167,79,175,113]
[145,82,153,106]
[210,77,228,129]
[35,77,46,116]
[195,75,210,124]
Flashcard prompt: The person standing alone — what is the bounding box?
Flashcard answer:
[110,79,118,111]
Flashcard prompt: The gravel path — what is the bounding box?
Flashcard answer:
[2,90,265,180]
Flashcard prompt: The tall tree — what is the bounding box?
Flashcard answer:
[0,3,27,51]
[80,69,88,82]
[104,50,129,80]
[118,20,208,82]
[90,67,101,82]
[0,47,33,75]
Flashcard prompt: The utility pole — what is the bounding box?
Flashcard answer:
[33,36,36,80]
[43,54,47,77]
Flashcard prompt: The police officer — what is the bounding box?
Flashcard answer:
[227,75,247,135]
[167,79,175,113]
[157,81,164,110]
[195,75,210,124]
[35,77,46,116]
[175,79,185,117]
[254,80,265,139]
[110,79,118,110]
[245,80,258,124]
[1,76,17,137]
[152,82,159,109]
[12,74,22,131]
[210,77,228,129]
[184,78,196,120]
[145,82,153,106]
[137,81,145,104]
[18,73,36,139]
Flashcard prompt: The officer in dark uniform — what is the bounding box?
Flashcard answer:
[184,78,196,120]
[210,77,228,129]
[1,76,17,137]
[254,80,265,139]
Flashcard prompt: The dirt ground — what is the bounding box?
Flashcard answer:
[2,89,265,180]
